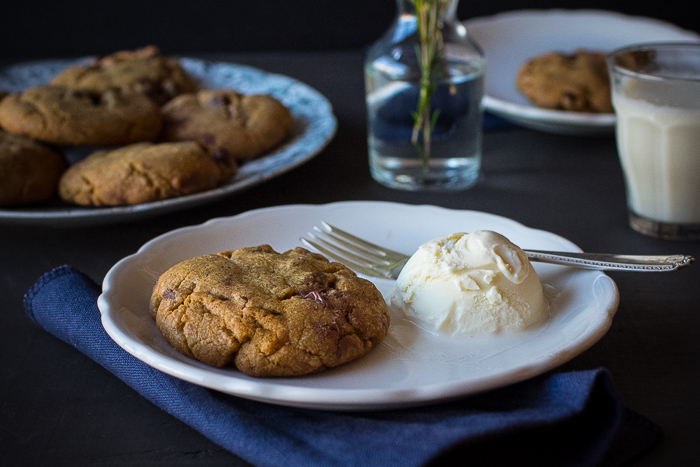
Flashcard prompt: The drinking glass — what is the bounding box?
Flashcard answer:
[608,42,700,241]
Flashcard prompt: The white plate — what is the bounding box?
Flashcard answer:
[0,58,336,226]
[99,201,619,411]
[464,9,700,135]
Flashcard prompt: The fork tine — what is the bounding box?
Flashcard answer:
[300,222,410,279]
[306,230,392,267]
[300,237,393,279]
[312,226,393,266]
[320,222,408,262]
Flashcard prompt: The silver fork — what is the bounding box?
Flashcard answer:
[300,222,694,279]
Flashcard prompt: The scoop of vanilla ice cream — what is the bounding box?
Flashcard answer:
[393,231,545,335]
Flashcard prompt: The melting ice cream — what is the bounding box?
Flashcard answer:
[393,231,545,335]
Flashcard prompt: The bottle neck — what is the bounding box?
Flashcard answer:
[396,0,458,24]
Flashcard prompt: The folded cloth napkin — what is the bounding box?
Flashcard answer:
[25,265,661,467]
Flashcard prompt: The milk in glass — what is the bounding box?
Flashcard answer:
[614,89,700,224]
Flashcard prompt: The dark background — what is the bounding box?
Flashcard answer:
[1,0,697,60]
[2,2,700,466]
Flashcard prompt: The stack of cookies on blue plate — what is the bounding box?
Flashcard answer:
[0,45,293,207]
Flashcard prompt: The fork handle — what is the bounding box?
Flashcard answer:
[525,250,694,272]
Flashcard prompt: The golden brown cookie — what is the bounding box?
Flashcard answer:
[516,51,613,113]
[58,141,236,206]
[159,89,293,160]
[51,45,197,105]
[149,245,390,377]
[0,85,162,146]
[0,130,67,206]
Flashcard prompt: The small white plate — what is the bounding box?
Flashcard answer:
[0,58,336,226]
[99,201,619,411]
[464,9,700,135]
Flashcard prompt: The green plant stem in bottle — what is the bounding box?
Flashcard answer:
[411,0,448,169]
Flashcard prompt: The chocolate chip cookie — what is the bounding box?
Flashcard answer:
[0,85,162,146]
[149,245,390,377]
[516,51,613,113]
[0,130,67,206]
[159,90,293,160]
[58,141,236,206]
[51,45,197,105]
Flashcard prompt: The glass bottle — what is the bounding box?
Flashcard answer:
[365,0,485,191]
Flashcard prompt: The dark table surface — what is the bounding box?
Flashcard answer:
[1,51,699,466]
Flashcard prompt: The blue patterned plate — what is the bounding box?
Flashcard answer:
[0,58,337,226]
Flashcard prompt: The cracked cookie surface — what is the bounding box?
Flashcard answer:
[149,245,390,377]
[50,45,197,105]
[159,89,293,160]
[516,51,613,113]
[0,130,67,205]
[0,85,162,145]
[58,141,236,206]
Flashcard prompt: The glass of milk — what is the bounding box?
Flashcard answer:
[607,42,700,241]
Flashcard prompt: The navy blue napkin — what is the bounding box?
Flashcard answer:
[24,265,661,467]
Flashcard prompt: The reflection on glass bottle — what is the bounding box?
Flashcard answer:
[365,0,485,191]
